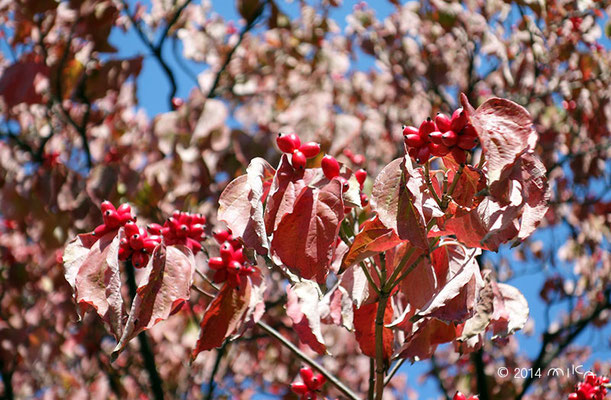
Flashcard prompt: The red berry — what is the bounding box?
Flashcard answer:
[451,109,468,132]
[441,130,458,147]
[276,133,301,153]
[451,147,467,164]
[435,113,451,132]
[354,169,367,188]
[429,131,443,144]
[430,142,450,157]
[404,133,424,148]
[213,230,231,244]
[132,252,149,268]
[457,134,478,150]
[147,223,163,236]
[103,210,122,228]
[291,382,309,395]
[232,247,244,263]
[299,367,314,384]
[117,203,132,215]
[299,142,321,158]
[416,146,430,164]
[321,155,340,179]
[402,125,419,136]
[220,242,234,263]
[101,201,115,213]
[453,392,467,400]
[351,154,365,166]
[567,394,578,400]
[208,257,225,270]
[337,176,349,192]
[171,97,184,109]
[418,118,436,137]
[291,149,307,170]
[94,224,108,236]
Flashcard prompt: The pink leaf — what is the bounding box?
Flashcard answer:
[370,158,428,249]
[112,244,195,358]
[271,180,344,283]
[461,94,538,184]
[286,281,326,354]
[63,231,125,339]
[192,279,252,358]
[218,158,275,254]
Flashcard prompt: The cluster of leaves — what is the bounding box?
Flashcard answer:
[0,0,609,399]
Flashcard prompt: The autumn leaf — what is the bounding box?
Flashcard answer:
[340,216,403,273]
[0,58,50,107]
[192,279,252,358]
[112,244,195,359]
[63,231,125,339]
[218,157,275,254]
[353,301,394,360]
[272,179,345,283]
[370,157,428,249]
[286,281,327,354]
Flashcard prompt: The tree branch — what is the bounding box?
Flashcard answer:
[205,341,227,400]
[125,260,165,400]
[256,321,361,400]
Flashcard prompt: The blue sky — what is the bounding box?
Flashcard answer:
[108,1,611,398]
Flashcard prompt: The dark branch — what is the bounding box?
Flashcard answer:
[204,341,228,400]
[125,260,165,400]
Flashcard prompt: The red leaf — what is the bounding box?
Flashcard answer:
[415,245,483,323]
[112,244,195,358]
[272,180,344,283]
[340,216,403,273]
[218,158,275,254]
[370,158,428,249]
[0,59,49,107]
[192,280,252,358]
[443,159,486,210]
[264,155,316,233]
[353,301,394,360]
[286,281,326,354]
[396,318,458,360]
[461,93,538,185]
[63,232,125,339]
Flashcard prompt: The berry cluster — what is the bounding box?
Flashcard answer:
[290,367,326,400]
[568,372,609,400]
[453,392,479,400]
[147,211,206,255]
[276,133,321,170]
[93,201,135,236]
[403,109,478,164]
[208,229,255,287]
[118,222,161,268]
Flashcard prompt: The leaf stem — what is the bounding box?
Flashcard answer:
[424,161,444,209]
[442,163,465,209]
[256,321,361,400]
[374,292,389,400]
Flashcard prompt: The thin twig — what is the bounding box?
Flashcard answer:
[206,1,267,99]
[256,321,361,400]
[383,358,405,386]
[205,341,227,400]
[424,161,444,209]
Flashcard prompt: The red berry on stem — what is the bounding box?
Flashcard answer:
[299,367,314,384]
[416,146,430,164]
[132,252,148,268]
[402,125,419,137]
[430,142,450,157]
[429,131,443,145]
[291,149,307,170]
[220,242,234,263]
[441,130,458,147]
[451,147,467,164]
[276,133,298,153]
[290,382,309,395]
[208,257,225,270]
[451,109,468,132]
[418,118,436,137]
[299,142,321,158]
[321,155,340,179]
[101,201,115,213]
[435,113,451,132]
[117,203,132,215]
[354,169,367,188]
[457,134,478,150]
[404,133,424,148]
[453,392,467,400]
